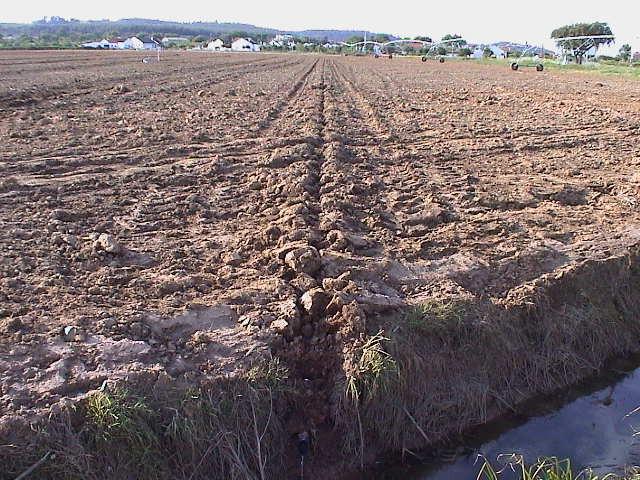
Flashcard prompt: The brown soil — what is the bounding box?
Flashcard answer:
[1,50,640,479]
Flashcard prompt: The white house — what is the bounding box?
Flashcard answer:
[231,38,260,52]
[270,33,295,49]
[491,45,507,58]
[108,38,126,49]
[141,38,161,50]
[207,39,226,51]
[81,38,110,49]
[274,34,293,43]
[124,37,144,50]
[584,45,598,62]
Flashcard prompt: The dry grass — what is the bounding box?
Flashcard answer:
[478,455,640,480]
[345,331,398,403]
[0,359,291,480]
[4,248,640,479]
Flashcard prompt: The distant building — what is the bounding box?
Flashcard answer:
[207,39,227,51]
[584,45,598,62]
[81,38,110,49]
[108,38,126,49]
[231,38,260,52]
[123,37,144,50]
[274,34,294,43]
[270,34,295,48]
[140,37,161,50]
[80,36,159,50]
[633,52,640,62]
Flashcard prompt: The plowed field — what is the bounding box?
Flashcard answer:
[2,50,640,479]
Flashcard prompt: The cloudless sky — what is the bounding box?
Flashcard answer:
[2,0,638,54]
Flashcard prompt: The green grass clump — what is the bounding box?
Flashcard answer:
[246,357,289,389]
[84,387,165,475]
[86,388,153,441]
[478,455,639,480]
[346,331,398,403]
[404,299,466,334]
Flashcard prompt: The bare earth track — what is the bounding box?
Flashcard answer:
[1,50,640,479]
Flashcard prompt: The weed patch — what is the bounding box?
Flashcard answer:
[478,455,639,480]
[346,331,398,403]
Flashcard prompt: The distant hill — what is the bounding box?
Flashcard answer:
[0,17,395,43]
[0,18,277,39]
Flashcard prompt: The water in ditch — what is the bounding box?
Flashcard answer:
[380,356,640,479]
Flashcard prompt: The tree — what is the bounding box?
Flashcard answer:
[619,43,632,62]
[344,35,364,46]
[551,22,614,64]
[458,47,472,57]
[414,35,432,43]
[483,47,493,58]
[373,34,391,43]
[441,34,466,49]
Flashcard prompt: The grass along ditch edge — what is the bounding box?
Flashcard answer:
[333,243,640,474]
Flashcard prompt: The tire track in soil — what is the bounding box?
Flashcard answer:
[262,57,353,449]
[325,60,480,299]
[325,59,446,261]
[214,57,353,443]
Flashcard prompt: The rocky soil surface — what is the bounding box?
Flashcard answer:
[1,50,640,433]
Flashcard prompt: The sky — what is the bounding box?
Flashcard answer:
[1,0,638,54]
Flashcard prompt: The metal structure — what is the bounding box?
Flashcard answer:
[510,44,545,71]
[552,34,616,65]
[420,38,467,62]
[340,37,466,63]
[509,35,615,72]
